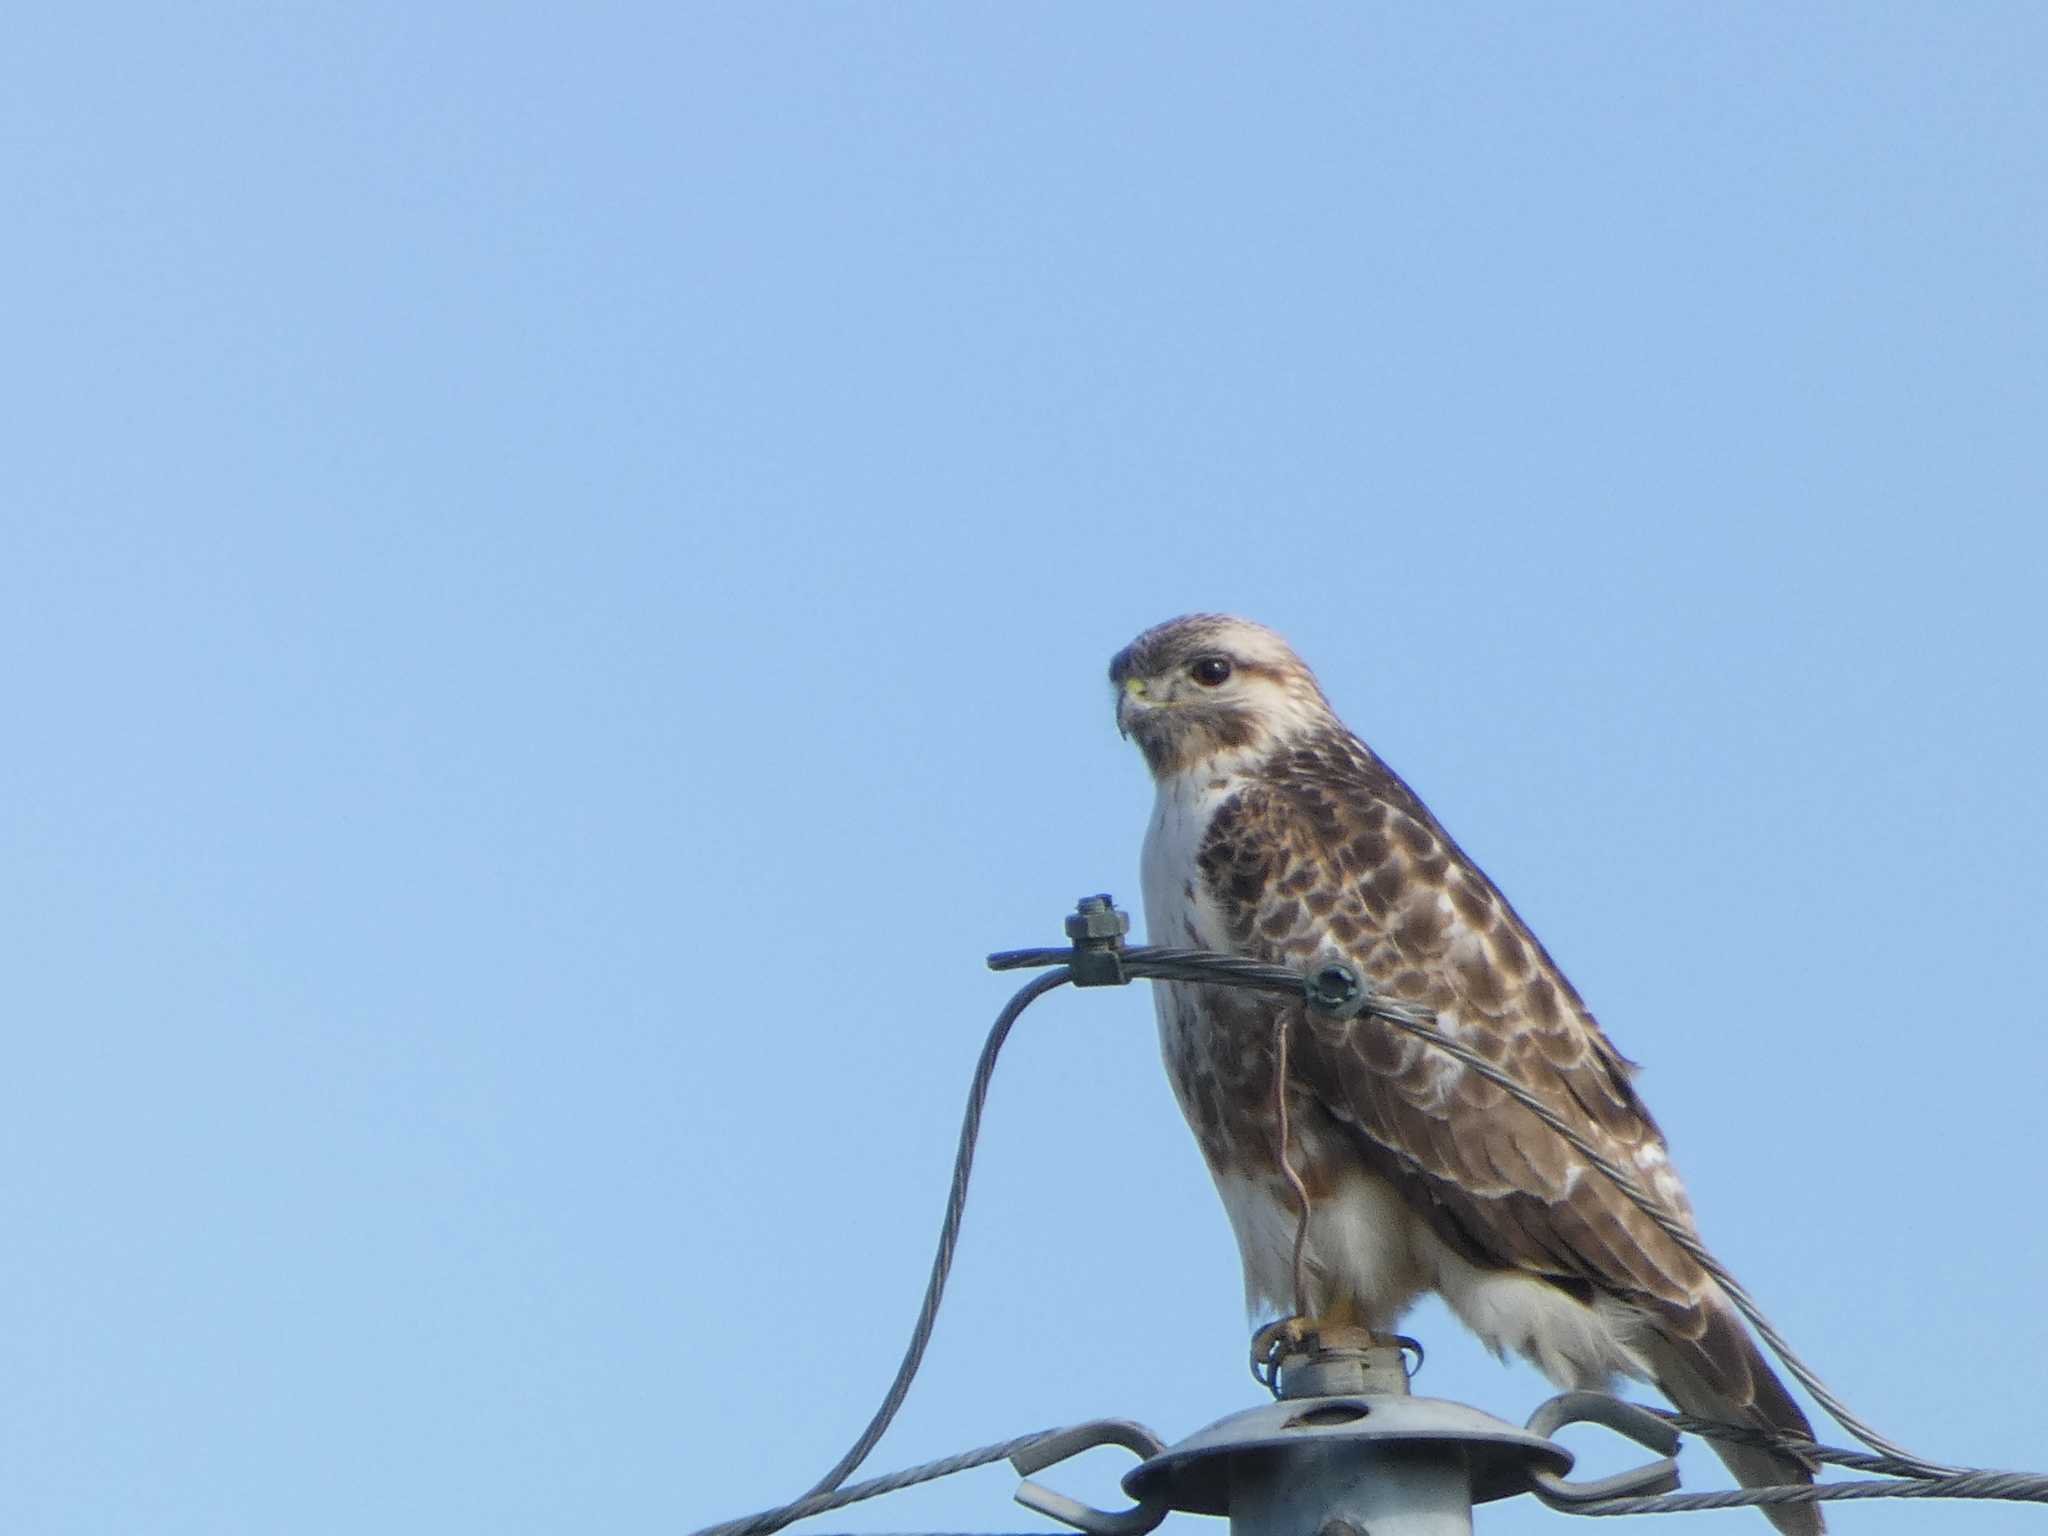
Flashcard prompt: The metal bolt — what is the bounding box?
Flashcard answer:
[1065,894,1131,945]
[1064,895,1130,986]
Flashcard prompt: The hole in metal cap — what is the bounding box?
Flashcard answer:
[1284,1402,1372,1429]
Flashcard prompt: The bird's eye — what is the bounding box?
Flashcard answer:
[1190,656,1233,687]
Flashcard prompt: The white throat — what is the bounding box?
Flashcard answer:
[1138,754,1259,953]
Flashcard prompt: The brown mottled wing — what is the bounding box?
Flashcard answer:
[1199,729,1819,1489]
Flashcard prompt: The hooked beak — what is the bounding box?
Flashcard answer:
[1116,675,1156,740]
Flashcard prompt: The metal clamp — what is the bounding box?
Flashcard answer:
[1303,956,1371,1020]
[1012,1419,1170,1536]
[1524,1391,1683,1506]
[1063,895,1131,987]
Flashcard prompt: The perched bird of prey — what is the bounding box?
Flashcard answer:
[1111,614,1821,1533]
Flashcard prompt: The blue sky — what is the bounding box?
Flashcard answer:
[5,6,2045,1535]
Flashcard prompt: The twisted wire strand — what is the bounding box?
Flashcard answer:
[693,1427,1070,1536]
[694,939,2027,1536]
[1540,1412,2048,1517]
[1363,1007,1951,1475]
[1554,1467,2048,1517]
[1055,943,1954,1478]
[1655,1411,1931,1477]
[785,969,1072,1515]
[1269,1007,1312,1320]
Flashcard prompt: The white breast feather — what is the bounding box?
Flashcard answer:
[1139,770,1236,950]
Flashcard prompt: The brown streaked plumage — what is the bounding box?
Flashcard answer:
[1112,614,1822,1535]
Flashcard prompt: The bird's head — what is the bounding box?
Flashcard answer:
[1109,614,1335,779]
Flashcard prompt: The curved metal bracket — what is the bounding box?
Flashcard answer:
[1012,1419,1170,1536]
[1524,1391,1683,1506]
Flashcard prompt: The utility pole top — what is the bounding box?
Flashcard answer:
[1123,1332,1571,1536]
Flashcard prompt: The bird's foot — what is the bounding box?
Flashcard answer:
[1248,1315,1306,1385]
[1250,1314,1400,1387]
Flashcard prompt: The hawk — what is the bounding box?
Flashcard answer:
[1111,614,1821,1533]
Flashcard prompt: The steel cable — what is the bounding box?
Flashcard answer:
[689,969,1071,1536]
[692,1427,1072,1536]
[1004,943,1955,1477]
[1535,1414,2048,1518]
[692,932,2040,1536]
[1553,1468,2048,1517]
